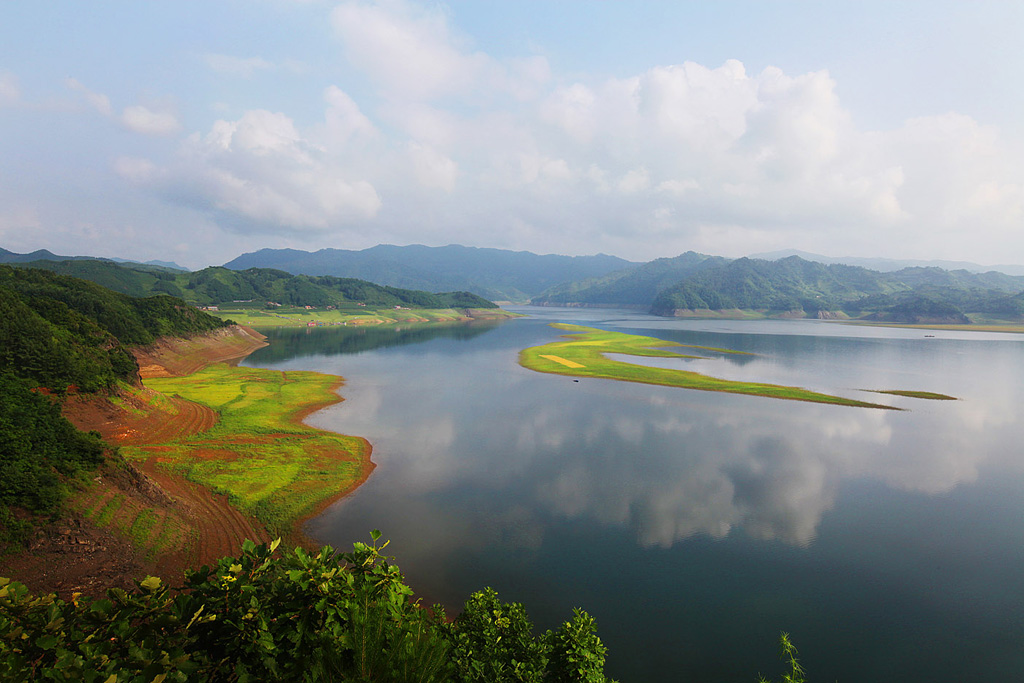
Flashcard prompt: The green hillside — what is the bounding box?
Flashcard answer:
[535,254,1024,323]
[532,251,729,306]
[0,266,228,391]
[0,266,229,523]
[11,260,498,310]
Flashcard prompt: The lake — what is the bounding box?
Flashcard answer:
[242,307,1024,682]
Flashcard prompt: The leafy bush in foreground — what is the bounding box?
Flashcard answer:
[0,534,615,682]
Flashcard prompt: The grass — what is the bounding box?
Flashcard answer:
[519,324,899,409]
[206,306,516,329]
[868,390,958,400]
[121,364,373,537]
[69,478,192,562]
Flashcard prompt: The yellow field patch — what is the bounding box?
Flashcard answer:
[540,354,585,369]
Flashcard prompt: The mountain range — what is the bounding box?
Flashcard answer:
[223,244,634,302]
[750,249,1024,277]
[0,247,188,272]
[6,244,1024,324]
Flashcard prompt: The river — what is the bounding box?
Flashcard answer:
[242,307,1024,682]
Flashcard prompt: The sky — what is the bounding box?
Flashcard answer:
[1,0,1022,270]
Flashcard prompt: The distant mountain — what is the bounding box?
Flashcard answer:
[0,247,94,264]
[11,259,498,310]
[0,247,188,272]
[532,251,729,306]
[649,256,1024,322]
[750,249,1024,277]
[223,244,635,302]
[109,257,189,271]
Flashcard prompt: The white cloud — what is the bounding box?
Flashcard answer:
[65,78,112,116]
[125,108,381,233]
[330,0,550,106]
[409,142,458,192]
[120,105,182,136]
[38,1,1019,265]
[331,0,488,101]
[323,85,375,144]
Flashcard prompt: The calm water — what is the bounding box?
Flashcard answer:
[242,308,1024,682]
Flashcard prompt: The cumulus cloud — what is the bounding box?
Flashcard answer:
[331,0,549,106]
[120,105,181,136]
[331,0,490,101]
[65,78,182,137]
[121,106,381,233]
[409,142,457,191]
[80,0,1024,263]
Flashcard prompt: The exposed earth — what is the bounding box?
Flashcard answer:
[1,325,282,597]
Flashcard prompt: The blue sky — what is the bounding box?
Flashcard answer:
[1,1,1022,269]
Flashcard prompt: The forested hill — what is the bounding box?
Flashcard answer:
[534,255,1024,323]
[649,256,1024,321]
[0,266,228,392]
[223,244,635,302]
[0,266,229,519]
[10,259,498,310]
[531,251,730,306]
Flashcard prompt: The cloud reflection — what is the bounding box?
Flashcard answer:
[298,328,1023,551]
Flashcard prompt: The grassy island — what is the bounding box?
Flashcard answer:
[520,324,899,409]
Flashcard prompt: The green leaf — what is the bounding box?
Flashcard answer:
[140,576,162,592]
[35,634,59,650]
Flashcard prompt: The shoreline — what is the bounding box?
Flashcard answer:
[17,323,377,595]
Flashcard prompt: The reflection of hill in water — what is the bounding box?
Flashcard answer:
[248,321,504,361]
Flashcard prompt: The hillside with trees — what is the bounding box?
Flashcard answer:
[8,260,498,310]
[532,254,1024,323]
[0,266,230,550]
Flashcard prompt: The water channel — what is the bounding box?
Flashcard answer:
[242,307,1024,682]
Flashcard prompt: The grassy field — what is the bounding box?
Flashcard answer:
[207,306,516,328]
[520,324,899,409]
[121,364,372,537]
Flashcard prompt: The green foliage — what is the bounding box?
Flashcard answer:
[545,609,610,683]
[0,373,104,514]
[448,587,549,683]
[758,632,806,683]
[447,588,615,683]
[0,535,615,683]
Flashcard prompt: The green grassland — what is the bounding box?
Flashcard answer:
[519,324,898,409]
[121,364,372,537]
[208,305,515,328]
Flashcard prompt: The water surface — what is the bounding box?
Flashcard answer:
[243,308,1024,682]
